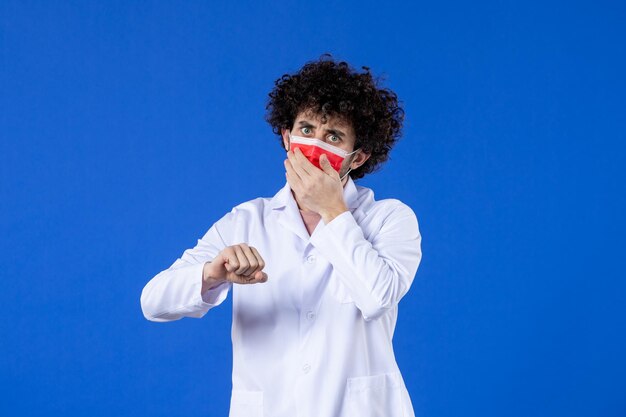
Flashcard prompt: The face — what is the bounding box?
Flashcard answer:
[281,108,370,183]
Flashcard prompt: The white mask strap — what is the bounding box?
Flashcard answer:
[339,149,360,181]
[339,167,352,181]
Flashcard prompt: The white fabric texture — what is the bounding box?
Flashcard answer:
[140,176,422,417]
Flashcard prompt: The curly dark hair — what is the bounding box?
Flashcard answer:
[264,53,405,180]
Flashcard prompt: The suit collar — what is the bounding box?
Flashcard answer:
[268,176,360,243]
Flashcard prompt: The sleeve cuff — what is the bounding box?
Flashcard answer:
[200,280,232,305]
[187,262,231,308]
[312,210,358,244]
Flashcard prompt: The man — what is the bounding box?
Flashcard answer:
[140,54,422,417]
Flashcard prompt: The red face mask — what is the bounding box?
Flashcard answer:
[288,133,360,173]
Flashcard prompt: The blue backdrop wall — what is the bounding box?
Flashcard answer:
[1,1,624,416]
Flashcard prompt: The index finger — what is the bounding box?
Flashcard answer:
[290,148,315,175]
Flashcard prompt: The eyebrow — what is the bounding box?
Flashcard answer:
[297,120,346,138]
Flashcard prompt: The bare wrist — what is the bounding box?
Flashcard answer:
[320,204,349,224]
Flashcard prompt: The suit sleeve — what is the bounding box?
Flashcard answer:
[140,209,236,322]
[309,202,422,321]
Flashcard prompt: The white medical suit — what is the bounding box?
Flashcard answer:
[140,176,423,417]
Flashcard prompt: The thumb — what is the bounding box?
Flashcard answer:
[224,260,233,272]
[319,154,336,175]
[222,255,234,272]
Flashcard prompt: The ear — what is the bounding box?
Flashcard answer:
[281,128,290,151]
[350,151,371,170]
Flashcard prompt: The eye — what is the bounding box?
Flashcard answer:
[328,134,341,143]
[301,127,312,135]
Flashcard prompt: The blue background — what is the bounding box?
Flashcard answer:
[1,1,624,416]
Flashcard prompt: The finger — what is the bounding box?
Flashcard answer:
[292,148,315,175]
[249,247,266,271]
[222,246,239,273]
[235,272,265,285]
[285,169,295,193]
[239,244,259,276]
[232,245,251,276]
[232,274,253,284]
[284,158,300,180]
[319,154,338,177]
[287,150,310,178]
[253,271,268,283]
[284,159,303,190]
[285,169,303,195]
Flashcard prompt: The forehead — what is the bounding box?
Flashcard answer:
[295,108,353,132]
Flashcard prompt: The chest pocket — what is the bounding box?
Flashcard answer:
[229,389,263,417]
[345,371,405,417]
